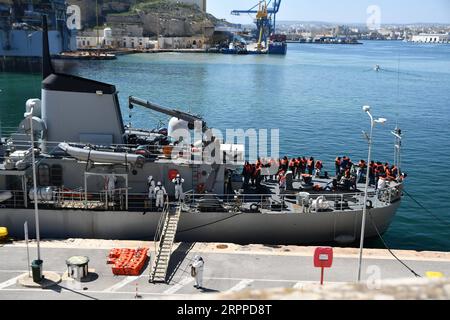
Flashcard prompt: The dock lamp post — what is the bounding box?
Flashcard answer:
[357,106,387,282]
[24,105,43,282]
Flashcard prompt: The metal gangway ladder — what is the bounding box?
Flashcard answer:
[150,202,182,283]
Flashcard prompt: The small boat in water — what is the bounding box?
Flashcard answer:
[53,51,117,60]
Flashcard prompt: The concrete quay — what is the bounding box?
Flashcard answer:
[0,239,448,300]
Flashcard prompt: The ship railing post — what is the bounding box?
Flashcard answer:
[125,176,129,211]
[84,174,88,209]
[23,175,28,208]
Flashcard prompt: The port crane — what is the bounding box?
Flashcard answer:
[231,0,282,51]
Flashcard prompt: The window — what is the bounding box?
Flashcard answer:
[38,164,50,186]
[50,165,63,187]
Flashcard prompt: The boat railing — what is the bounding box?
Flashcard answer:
[1,183,402,213]
[0,190,26,209]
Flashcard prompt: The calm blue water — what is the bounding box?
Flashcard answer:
[1,41,450,251]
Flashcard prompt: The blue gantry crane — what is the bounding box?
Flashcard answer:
[231,0,282,51]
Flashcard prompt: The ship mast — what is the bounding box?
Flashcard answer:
[96,0,100,56]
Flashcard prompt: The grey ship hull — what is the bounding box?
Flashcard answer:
[0,201,400,245]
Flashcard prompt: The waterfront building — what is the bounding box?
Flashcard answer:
[410,33,449,43]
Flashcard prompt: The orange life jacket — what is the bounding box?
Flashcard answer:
[289,160,295,168]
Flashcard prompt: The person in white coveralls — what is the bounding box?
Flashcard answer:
[190,255,205,289]
[147,175,156,201]
[172,174,185,201]
[154,181,166,210]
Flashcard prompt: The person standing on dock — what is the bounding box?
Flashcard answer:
[155,182,167,210]
[190,255,205,290]
[172,174,185,201]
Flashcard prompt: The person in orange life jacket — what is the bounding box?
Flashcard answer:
[279,171,287,191]
[256,157,262,169]
[294,157,301,179]
[340,156,349,173]
[307,157,315,175]
[301,157,307,174]
[368,161,376,186]
[356,160,367,184]
[390,165,398,179]
[340,168,352,191]
[335,157,342,177]
[288,158,296,175]
[242,161,252,187]
[385,164,396,181]
[250,164,257,186]
[374,162,384,190]
[347,158,354,171]
[254,165,263,188]
[314,160,323,177]
[267,158,277,181]
[280,156,289,172]
[384,163,390,175]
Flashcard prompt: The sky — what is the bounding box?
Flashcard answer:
[207,0,450,25]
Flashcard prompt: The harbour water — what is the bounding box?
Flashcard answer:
[1,41,449,251]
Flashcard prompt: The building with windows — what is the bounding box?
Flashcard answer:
[410,33,449,43]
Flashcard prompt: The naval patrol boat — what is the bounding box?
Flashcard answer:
[0,18,404,246]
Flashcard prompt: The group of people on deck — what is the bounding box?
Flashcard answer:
[147,174,185,211]
[242,157,327,190]
[335,156,405,191]
[242,155,406,192]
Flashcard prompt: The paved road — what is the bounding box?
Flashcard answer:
[0,243,448,300]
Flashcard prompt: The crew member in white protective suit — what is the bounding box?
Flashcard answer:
[190,255,205,289]
[147,176,156,201]
[172,174,185,201]
[154,181,167,210]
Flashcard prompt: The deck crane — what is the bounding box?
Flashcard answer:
[231,0,282,51]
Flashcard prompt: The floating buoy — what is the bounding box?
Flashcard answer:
[0,227,8,239]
